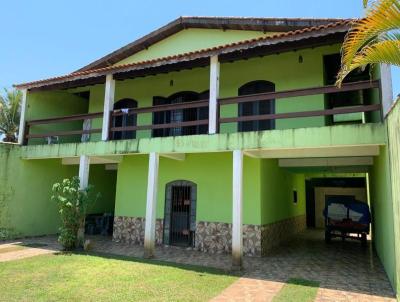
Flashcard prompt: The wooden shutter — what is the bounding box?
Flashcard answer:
[152,96,169,137]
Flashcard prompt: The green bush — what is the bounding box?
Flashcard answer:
[51,176,99,250]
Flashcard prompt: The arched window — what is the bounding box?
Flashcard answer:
[112,98,138,140]
[152,90,209,137]
[163,180,197,247]
[238,80,275,132]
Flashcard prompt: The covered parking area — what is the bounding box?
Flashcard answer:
[239,143,397,298]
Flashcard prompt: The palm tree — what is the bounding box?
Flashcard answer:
[0,89,22,142]
[336,0,400,86]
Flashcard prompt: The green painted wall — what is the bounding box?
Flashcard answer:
[115,28,271,65]
[0,143,117,238]
[0,143,78,238]
[26,91,90,145]
[115,154,305,226]
[87,165,117,214]
[115,152,262,224]
[369,145,396,291]
[386,101,400,296]
[219,44,342,132]
[260,159,306,225]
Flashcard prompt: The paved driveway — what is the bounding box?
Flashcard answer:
[0,230,396,301]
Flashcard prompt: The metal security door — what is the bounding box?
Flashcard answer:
[170,185,192,246]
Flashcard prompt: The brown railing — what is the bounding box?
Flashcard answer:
[218,80,381,125]
[109,99,209,135]
[24,112,103,144]
[23,80,381,145]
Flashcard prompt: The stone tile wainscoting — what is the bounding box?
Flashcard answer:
[113,216,163,245]
[195,215,306,256]
[260,215,306,255]
[113,215,306,256]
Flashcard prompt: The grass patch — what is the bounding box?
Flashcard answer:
[0,252,238,302]
[273,278,320,302]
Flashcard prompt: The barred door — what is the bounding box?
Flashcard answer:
[164,181,196,247]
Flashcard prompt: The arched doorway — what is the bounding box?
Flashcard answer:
[112,98,138,140]
[238,80,275,132]
[163,180,197,247]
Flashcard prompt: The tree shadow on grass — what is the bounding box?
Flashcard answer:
[56,250,242,278]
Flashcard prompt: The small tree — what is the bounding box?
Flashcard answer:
[51,176,99,250]
[0,88,22,142]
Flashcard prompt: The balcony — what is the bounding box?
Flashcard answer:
[22,80,382,146]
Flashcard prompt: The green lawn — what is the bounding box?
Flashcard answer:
[0,253,238,302]
[273,278,320,302]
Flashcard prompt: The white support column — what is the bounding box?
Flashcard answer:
[380,63,393,116]
[102,74,115,141]
[78,155,90,189]
[144,152,159,258]
[232,149,243,269]
[17,89,28,145]
[208,55,220,134]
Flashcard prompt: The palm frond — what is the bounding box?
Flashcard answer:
[343,0,400,65]
[337,40,400,84]
[337,0,400,86]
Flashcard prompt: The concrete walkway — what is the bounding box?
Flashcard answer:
[0,230,396,301]
[0,236,60,262]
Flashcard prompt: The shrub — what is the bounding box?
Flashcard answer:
[51,176,99,250]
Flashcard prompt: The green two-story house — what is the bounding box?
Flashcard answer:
[2,16,399,293]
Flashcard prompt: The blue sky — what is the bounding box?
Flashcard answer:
[0,0,398,96]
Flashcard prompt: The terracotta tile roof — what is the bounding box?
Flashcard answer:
[14,19,352,90]
[77,16,354,72]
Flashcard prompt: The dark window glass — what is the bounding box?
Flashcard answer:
[112,98,138,140]
[152,91,209,137]
[238,81,275,132]
[323,54,371,124]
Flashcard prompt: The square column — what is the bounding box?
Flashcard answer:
[232,149,243,268]
[144,152,159,258]
[78,155,90,189]
[17,89,28,145]
[208,55,220,134]
[102,74,115,141]
[380,63,393,116]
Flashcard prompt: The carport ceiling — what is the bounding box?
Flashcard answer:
[244,145,380,159]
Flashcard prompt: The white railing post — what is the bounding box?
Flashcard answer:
[78,155,90,189]
[209,55,220,134]
[144,152,159,258]
[232,149,243,269]
[102,74,115,141]
[18,89,28,145]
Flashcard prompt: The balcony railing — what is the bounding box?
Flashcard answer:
[219,80,381,126]
[23,80,381,145]
[24,112,103,145]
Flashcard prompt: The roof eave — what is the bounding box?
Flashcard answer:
[14,21,350,91]
[75,16,354,73]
